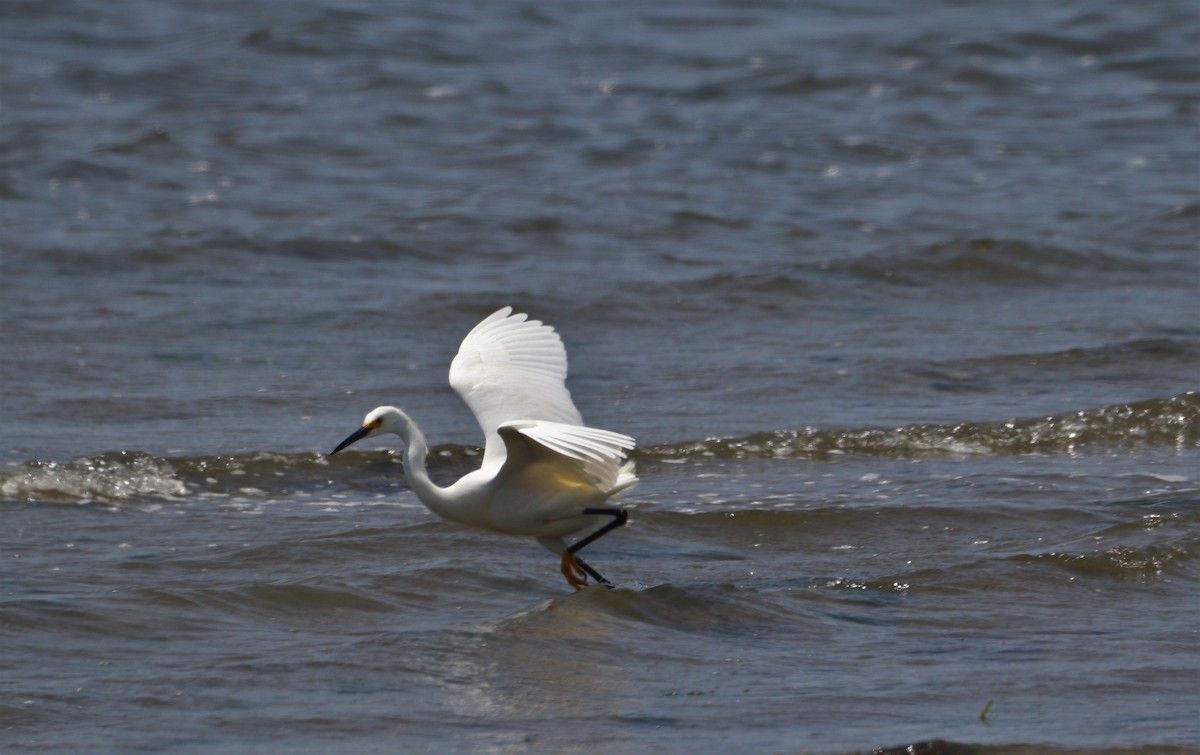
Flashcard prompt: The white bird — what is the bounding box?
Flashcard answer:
[330,307,637,590]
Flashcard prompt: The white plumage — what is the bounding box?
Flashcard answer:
[331,307,636,590]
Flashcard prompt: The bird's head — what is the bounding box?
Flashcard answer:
[330,405,405,456]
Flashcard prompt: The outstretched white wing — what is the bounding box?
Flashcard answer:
[449,307,584,468]
[498,421,638,495]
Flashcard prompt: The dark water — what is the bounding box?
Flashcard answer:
[2,1,1198,752]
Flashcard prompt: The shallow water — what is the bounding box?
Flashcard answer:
[2,0,1198,752]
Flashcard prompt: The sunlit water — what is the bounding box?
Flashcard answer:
[2,1,1198,752]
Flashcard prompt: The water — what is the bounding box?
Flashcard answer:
[2,0,1198,752]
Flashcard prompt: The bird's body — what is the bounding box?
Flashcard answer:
[331,307,636,589]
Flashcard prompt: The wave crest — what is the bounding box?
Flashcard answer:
[2,394,1194,504]
[0,452,187,504]
[656,392,1199,460]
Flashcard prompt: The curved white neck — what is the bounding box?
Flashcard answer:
[389,411,455,519]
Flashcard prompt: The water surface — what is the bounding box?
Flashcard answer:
[2,1,1198,752]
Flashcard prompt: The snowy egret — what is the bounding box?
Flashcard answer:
[330,307,636,590]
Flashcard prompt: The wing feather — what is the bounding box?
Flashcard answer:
[449,307,584,468]
[498,421,638,493]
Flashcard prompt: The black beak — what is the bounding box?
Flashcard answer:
[330,426,371,456]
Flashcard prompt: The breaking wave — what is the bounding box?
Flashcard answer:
[660,392,1199,461]
[2,393,1195,505]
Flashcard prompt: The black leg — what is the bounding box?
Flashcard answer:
[568,508,628,555]
[565,508,628,589]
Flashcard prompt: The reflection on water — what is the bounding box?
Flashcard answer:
[445,593,630,736]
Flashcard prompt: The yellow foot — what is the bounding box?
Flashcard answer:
[561,551,588,590]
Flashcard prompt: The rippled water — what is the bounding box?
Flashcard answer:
[2,0,1198,752]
